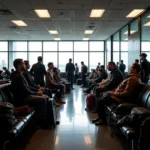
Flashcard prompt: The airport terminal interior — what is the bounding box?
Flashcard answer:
[0,0,150,150]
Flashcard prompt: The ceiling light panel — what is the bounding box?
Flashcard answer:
[49,30,58,34]
[34,9,50,18]
[124,30,136,34]
[54,38,61,41]
[126,9,145,18]
[11,20,27,26]
[83,38,89,40]
[144,21,150,26]
[90,9,105,18]
[84,30,93,34]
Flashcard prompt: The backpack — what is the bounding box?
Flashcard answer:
[86,94,96,111]
[0,102,17,131]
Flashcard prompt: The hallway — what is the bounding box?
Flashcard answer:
[18,85,128,150]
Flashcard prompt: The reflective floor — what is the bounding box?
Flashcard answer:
[15,85,130,150]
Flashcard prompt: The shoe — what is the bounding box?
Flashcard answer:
[92,117,100,123]
[95,120,105,126]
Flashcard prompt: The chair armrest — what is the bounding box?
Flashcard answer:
[116,103,138,118]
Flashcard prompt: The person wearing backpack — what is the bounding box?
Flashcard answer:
[81,61,87,88]
[140,53,150,83]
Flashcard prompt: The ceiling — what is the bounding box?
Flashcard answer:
[0,0,149,41]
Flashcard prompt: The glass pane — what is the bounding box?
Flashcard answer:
[0,42,8,51]
[59,42,73,51]
[29,52,42,67]
[121,26,128,51]
[74,42,88,51]
[29,42,42,51]
[0,52,8,69]
[9,52,27,70]
[74,52,88,72]
[121,52,128,72]
[130,19,138,34]
[59,52,73,72]
[113,32,119,52]
[106,38,111,63]
[43,42,57,51]
[12,42,27,51]
[89,53,104,70]
[89,41,104,51]
[43,52,57,69]
[141,11,150,52]
[113,52,119,64]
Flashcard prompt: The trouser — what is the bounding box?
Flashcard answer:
[142,76,149,84]
[74,74,79,83]
[67,73,74,88]
[24,95,47,122]
[95,87,108,97]
[82,74,86,87]
[97,97,118,122]
[87,83,99,92]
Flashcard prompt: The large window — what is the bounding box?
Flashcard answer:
[113,32,120,63]
[29,52,42,66]
[59,52,73,72]
[0,53,8,69]
[121,26,128,71]
[29,42,42,51]
[12,42,27,51]
[43,42,57,51]
[89,42,104,51]
[0,42,8,51]
[141,11,150,61]
[59,42,73,51]
[74,42,88,51]
[106,38,111,64]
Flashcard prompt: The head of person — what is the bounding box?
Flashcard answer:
[121,60,123,64]
[93,69,96,73]
[98,62,100,66]
[24,60,30,70]
[75,63,77,66]
[140,53,147,60]
[13,59,25,71]
[11,69,14,73]
[38,56,43,63]
[2,67,7,71]
[48,62,54,70]
[135,59,139,64]
[69,58,72,63]
[100,65,105,71]
[116,62,119,65]
[107,62,116,71]
[81,61,84,66]
[129,63,141,74]
[53,67,58,73]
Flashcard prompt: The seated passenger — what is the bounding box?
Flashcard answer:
[11,59,48,126]
[95,62,124,98]
[46,62,65,104]
[2,67,10,79]
[92,63,141,125]
[83,65,108,93]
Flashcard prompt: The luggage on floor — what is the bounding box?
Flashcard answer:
[85,94,96,111]
[76,78,83,85]
[46,99,57,128]
[65,82,71,93]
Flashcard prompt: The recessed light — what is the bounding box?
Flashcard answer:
[83,38,89,40]
[124,38,128,41]
[54,38,61,41]
[90,9,105,18]
[84,30,93,34]
[124,30,136,34]
[147,15,150,18]
[126,9,145,18]
[144,21,150,26]
[49,30,58,34]
[11,20,28,26]
[34,9,50,18]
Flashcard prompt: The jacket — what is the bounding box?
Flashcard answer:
[119,63,126,73]
[103,68,124,90]
[66,62,75,74]
[141,59,150,77]
[30,62,46,86]
[81,65,87,75]
[112,74,141,102]
[75,66,79,75]
[94,70,108,83]
[11,71,37,106]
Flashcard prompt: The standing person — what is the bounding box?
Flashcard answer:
[65,58,75,89]
[74,63,79,84]
[30,56,46,87]
[140,53,150,83]
[81,61,88,88]
[119,60,126,76]
[96,63,101,70]
[2,67,10,79]
[116,62,119,69]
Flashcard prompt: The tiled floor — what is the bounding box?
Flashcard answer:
[14,85,130,150]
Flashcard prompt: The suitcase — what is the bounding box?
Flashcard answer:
[86,94,96,111]
[76,78,83,85]
[46,99,57,128]
[65,82,71,93]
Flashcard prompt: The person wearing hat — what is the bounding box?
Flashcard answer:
[140,53,150,83]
